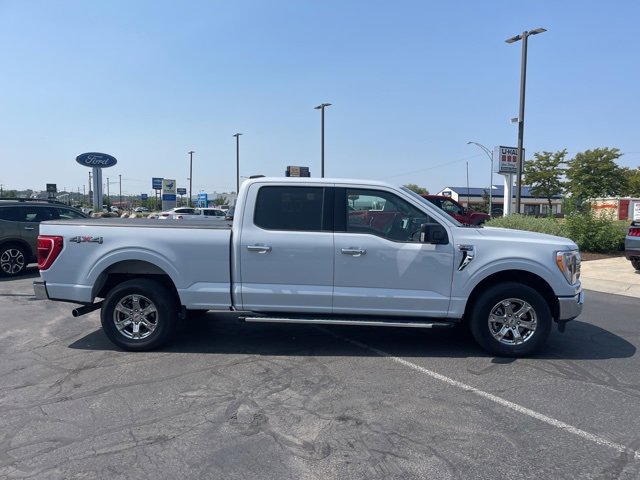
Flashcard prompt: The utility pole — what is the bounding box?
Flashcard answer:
[188,151,195,207]
[505,27,547,214]
[314,103,332,177]
[467,141,494,215]
[233,133,242,194]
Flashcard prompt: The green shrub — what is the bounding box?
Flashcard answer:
[486,212,626,253]
[485,215,565,236]
[563,212,626,253]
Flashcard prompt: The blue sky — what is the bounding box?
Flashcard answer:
[1,0,639,197]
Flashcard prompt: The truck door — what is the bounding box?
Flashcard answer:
[238,184,334,313]
[334,187,454,317]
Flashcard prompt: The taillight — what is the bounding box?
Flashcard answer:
[629,227,640,237]
[38,235,64,270]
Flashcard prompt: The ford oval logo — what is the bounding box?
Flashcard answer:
[76,152,117,168]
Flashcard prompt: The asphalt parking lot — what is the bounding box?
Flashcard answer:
[1,264,639,479]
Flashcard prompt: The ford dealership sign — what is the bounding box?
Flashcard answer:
[76,152,117,168]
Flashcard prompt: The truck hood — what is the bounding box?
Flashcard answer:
[472,226,578,251]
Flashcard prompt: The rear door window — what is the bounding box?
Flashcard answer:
[254,186,325,231]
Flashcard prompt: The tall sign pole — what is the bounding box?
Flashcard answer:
[76,153,118,212]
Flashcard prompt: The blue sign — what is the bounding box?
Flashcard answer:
[197,192,208,208]
[162,194,177,201]
[152,177,163,190]
[141,194,148,200]
[177,188,187,195]
[76,152,117,168]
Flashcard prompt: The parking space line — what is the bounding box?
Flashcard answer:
[326,330,640,461]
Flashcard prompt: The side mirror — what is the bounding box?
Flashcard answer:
[420,223,448,245]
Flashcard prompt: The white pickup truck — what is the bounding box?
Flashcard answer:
[34,177,583,357]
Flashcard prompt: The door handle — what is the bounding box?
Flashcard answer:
[341,248,366,256]
[24,227,35,231]
[247,245,272,253]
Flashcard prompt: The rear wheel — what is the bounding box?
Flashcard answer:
[0,244,27,277]
[631,257,640,271]
[470,282,552,357]
[101,279,178,351]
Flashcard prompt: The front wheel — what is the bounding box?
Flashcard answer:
[101,279,178,351]
[469,282,552,357]
[631,257,640,271]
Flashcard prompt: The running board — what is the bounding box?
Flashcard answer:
[241,316,454,329]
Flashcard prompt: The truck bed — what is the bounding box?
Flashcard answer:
[38,218,233,309]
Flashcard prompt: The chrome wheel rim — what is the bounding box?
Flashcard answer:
[488,298,537,345]
[112,294,159,340]
[0,248,25,275]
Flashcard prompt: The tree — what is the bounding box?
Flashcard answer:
[565,148,627,201]
[212,196,229,206]
[622,167,640,197]
[523,149,566,215]
[404,183,428,195]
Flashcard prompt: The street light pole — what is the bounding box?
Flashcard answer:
[314,103,331,177]
[467,141,494,215]
[119,174,122,209]
[188,150,195,207]
[233,133,242,194]
[506,27,546,214]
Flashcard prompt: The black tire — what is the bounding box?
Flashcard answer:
[101,278,178,351]
[469,282,552,357]
[0,244,27,277]
[631,257,640,271]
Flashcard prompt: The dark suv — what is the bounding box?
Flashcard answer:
[420,195,491,225]
[0,199,88,277]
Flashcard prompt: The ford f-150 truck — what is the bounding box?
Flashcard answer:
[34,177,584,357]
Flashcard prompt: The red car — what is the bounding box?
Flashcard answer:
[420,195,491,225]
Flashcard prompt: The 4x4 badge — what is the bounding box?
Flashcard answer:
[70,236,103,244]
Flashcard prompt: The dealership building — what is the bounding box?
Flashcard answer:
[436,185,564,216]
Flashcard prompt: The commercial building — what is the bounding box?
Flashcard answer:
[436,186,564,216]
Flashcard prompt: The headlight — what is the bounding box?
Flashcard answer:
[556,250,581,285]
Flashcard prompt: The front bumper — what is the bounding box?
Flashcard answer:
[558,289,585,321]
[33,280,49,300]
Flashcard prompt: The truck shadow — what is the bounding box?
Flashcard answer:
[68,316,635,361]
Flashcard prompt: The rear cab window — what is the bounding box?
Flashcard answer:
[253,186,330,231]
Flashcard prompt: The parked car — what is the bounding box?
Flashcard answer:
[158,207,197,219]
[194,208,227,219]
[0,199,88,276]
[420,195,491,225]
[624,221,640,271]
[134,207,149,213]
[224,207,235,221]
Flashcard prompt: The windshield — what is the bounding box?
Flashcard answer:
[400,186,464,227]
